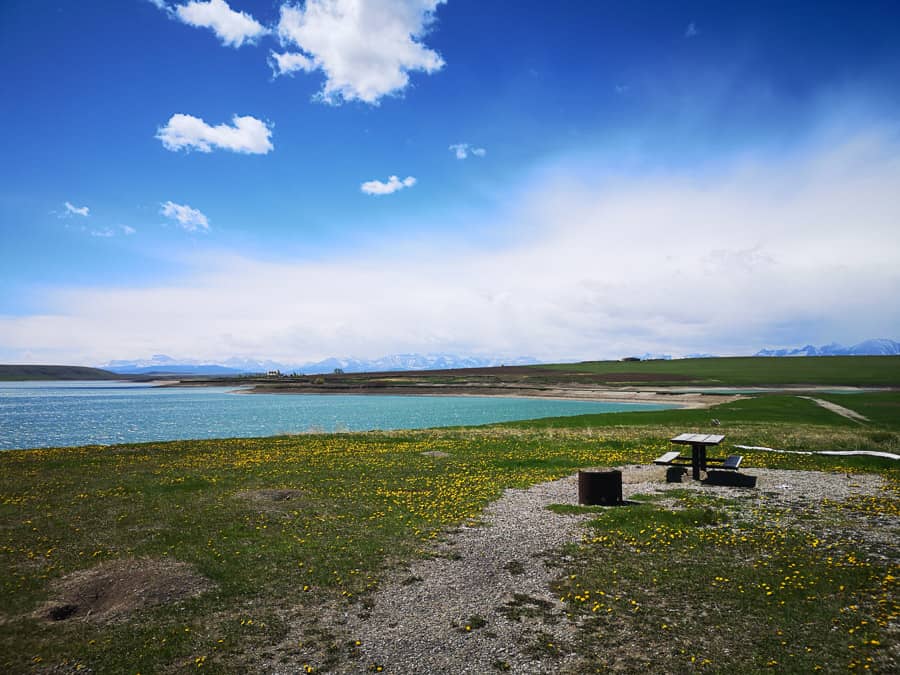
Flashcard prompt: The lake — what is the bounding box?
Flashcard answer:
[0,381,677,451]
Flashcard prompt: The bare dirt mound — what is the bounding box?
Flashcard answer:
[36,558,213,623]
[238,488,305,503]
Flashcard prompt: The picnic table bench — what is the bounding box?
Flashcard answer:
[654,433,743,480]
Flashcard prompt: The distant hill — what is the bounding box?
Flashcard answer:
[104,354,247,376]
[0,365,121,381]
[756,338,900,357]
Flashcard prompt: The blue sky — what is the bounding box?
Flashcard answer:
[1,0,899,365]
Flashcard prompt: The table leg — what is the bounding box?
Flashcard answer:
[692,444,701,480]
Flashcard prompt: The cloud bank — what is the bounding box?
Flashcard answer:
[156,113,273,154]
[5,128,899,364]
[274,0,446,104]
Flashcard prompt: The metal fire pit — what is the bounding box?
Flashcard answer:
[578,469,623,506]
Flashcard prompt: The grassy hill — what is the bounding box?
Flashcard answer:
[0,365,121,381]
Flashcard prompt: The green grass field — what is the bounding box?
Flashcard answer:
[505,392,900,432]
[538,355,900,386]
[1,392,898,672]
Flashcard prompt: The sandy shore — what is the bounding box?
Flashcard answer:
[241,383,738,409]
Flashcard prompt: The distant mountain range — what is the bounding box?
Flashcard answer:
[102,353,541,376]
[755,338,900,357]
[98,339,899,377]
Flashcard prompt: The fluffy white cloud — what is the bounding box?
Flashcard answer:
[156,113,273,154]
[173,0,267,47]
[4,127,899,365]
[64,201,89,217]
[268,50,316,76]
[275,0,446,104]
[120,225,137,236]
[161,201,210,232]
[360,175,416,195]
[449,143,486,159]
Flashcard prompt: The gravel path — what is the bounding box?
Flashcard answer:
[275,466,894,673]
[342,474,590,673]
[802,396,870,422]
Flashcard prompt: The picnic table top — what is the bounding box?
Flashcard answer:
[670,433,725,445]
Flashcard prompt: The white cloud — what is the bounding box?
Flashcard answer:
[173,0,268,47]
[156,113,273,154]
[72,224,137,238]
[4,127,899,365]
[685,21,699,38]
[268,50,316,76]
[360,175,416,195]
[64,201,90,217]
[449,143,486,159]
[275,0,446,104]
[161,201,210,232]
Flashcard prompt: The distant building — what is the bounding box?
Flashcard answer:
[266,370,282,377]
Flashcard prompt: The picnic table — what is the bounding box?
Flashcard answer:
[654,433,742,480]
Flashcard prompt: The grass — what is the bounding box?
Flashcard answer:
[816,392,900,431]
[501,393,900,456]
[537,355,900,386]
[501,393,868,429]
[0,393,898,672]
[553,492,898,673]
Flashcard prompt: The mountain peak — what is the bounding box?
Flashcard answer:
[755,338,900,357]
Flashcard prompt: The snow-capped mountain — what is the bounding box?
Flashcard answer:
[102,353,540,375]
[755,338,900,357]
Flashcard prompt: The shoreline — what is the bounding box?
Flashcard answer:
[237,383,738,409]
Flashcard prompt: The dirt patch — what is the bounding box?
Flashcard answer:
[36,558,213,623]
[237,489,304,503]
[421,450,450,458]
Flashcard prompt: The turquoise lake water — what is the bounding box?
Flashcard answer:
[0,381,677,451]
